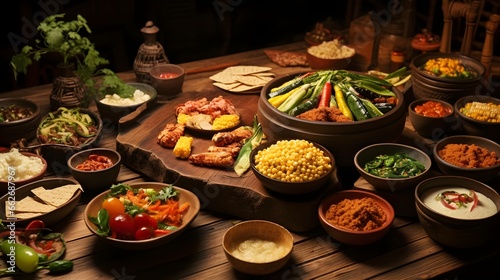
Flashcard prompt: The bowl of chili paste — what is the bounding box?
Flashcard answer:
[68,148,121,192]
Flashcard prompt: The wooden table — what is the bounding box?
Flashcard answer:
[1,41,499,279]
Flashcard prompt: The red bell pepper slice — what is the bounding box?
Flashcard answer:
[470,190,478,212]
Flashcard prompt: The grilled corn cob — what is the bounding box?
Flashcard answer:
[177,113,192,125]
[212,114,240,130]
[173,136,193,159]
[460,101,500,122]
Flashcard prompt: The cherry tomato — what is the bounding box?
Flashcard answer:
[133,213,158,230]
[109,213,135,240]
[102,197,125,218]
[135,226,153,240]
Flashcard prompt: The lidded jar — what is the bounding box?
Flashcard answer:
[133,21,169,84]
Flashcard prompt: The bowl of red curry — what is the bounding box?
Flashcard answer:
[318,190,395,246]
[67,148,121,192]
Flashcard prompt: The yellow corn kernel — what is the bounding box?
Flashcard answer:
[173,136,193,159]
[177,113,191,125]
[460,101,500,122]
[253,139,332,183]
[212,114,240,130]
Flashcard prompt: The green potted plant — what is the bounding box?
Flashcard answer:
[10,13,134,109]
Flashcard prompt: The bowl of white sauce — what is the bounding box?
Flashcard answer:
[222,220,293,275]
[415,175,500,248]
[95,82,157,125]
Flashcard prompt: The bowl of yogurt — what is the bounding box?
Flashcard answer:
[95,82,157,125]
[415,175,500,248]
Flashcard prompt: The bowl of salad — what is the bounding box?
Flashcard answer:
[354,143,432,192]
[35,107,103,172]
[84,182,200,250]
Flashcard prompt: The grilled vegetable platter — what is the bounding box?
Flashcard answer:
[266,68,410,121]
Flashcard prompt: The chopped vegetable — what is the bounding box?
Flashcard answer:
[89,184,190,240]
[37,107,98,146]
[364,153,426,178]
[436,190,479,211]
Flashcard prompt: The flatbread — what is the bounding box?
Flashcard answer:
[211,65,274,93]
[31,184,81,207]
[10,196,57,213]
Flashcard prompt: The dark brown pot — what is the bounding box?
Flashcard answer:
[49,64,87,111]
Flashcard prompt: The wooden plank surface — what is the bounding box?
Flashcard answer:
[1,41,500,279]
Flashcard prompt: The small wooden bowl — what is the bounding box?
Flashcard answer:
[222,220,294,275]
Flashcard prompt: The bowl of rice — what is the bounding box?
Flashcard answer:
[95,82,157,125]
[306,39,355,70]
[0,148,47,196]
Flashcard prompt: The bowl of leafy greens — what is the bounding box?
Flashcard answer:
[84,182,200,250]
[354,143,432,192]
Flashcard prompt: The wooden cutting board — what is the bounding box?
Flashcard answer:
[116,89,341,232]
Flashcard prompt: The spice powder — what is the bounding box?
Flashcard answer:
[325,197,387,231]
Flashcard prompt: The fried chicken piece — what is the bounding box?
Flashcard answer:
[157,123,185,148]
[212,126,253,147]
[207,142,242,157]
[297,107,353,122]
[188,151,235,167]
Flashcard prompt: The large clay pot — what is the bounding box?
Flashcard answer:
[257,71,407,168]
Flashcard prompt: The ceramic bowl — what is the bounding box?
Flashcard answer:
[415,176,500,248]
[354,143,432,192]
[408,98,458,140]
[222,220,294,275]
[67,148,121,193]
[149,64,185,98]
[318,190,395,245]
[410,52,485,103]
[0,178,82,227]
[84,182,200,250]
[95,82,157,125]
[306,50,354,70]
[36,107,103,172]
[258,71,406,168]
[455,95,500,143]
[0,97,41,146]
[250,139,335,195]
[433,135,500,183]
[0,148,48,196]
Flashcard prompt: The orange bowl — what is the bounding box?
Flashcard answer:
[318,190,394,245]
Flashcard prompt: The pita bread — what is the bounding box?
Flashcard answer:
[31,184,81,207]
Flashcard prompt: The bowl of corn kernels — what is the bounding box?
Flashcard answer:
[455,95,500,143]
[250,139,335,195]
[410,53,485,103]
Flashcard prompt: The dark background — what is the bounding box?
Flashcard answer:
[0,0,441,93]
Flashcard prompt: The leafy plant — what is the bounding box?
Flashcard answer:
[10,13,133,99]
